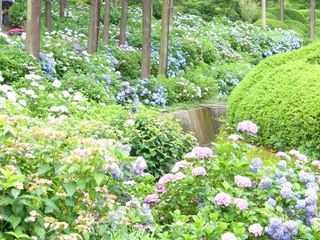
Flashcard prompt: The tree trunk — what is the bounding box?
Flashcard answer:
[159,0,170,76]
[60,0,65,19]
[88,0,101,54]
[141,0,152,80]
[119,0,128,46]
[0,0,3,31]
[26,0,41,60]
[103,0,111,45]
[113,0,118,8]
[261,0,267,29]
[280,0,284,21]
[310,0,316,38]
[45,0,52,32]
[169,0,173,26]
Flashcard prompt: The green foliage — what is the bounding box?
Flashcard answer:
[181,0,217,22]
[8,0,26,28]
[0,44,42,84]
[284,8,308,24]
[120,108,197,178]
[238,0,259,23]
[254,18,289,30]
[284,19,309,37]
[227,41,320,158]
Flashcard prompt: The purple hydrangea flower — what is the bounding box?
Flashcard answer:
[259,177,272,189]
[144,194,160,205]
[249,158,262,172]
[278,160,287,169]
[132,156,147,175]
[280,187,293,199]
[234,198,249,210]
[296,200,306,210]
[192,166,207,176]
[266,197,277,207]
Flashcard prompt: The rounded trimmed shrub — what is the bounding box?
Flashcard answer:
[227,41,320,158]
[254,18,289,30]
[284,19,309,37]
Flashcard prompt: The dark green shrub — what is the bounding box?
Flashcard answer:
[0,44,42,83]
[182,0,217,22]
[120,107,197,178]
[254,19,289,30]
[227,41,320,158]
[8,0,26,28]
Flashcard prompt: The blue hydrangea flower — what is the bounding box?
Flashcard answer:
[278,160,287,169]
[280,187,293,199]
[259,177,272,189]
[266,197,277,207]
[249,158,262,172]
[296,200,306,210]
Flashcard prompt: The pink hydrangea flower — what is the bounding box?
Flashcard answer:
[174,172,185,180]
[214,192,232,206]
[144,194,160,205]
[237,120,258,135]
[184,151,197,159]
[192,146,213,158]
[234,175,252,188]
[158,174,175,186]
[192,166,207,176]
[275,151,292,161]
[248,223,263,237]
[312,160,320,169]
[234,198,248,210]
[171,160,190,172]
[221,232,237,240]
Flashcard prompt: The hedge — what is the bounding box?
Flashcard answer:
[227,41,320,158]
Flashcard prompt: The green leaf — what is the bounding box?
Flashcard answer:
[64,182,77,197]
[34,224,46,239]
[276,205,283,213]
[77,179,86,191]
[222,181,230,191]
[0,198,14,206]
[9,215,21,229]
[43,198,59,212]
[36,164,52,175]
[93,171,105,185]
[11,189,20,199]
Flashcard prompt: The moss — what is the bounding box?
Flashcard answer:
[227,41,320,158]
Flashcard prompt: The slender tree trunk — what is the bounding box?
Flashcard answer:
[261,0,267,29]
[60,0,65,19]
[45,0,52,32]
[310,0,316,38]
[169,0,173,26]
[280,0,284,21]
[119,0,128,46]
[26,0,41,59]
[141,0,152,80]
[0,0,3,31]
[88,0,101,54]
[64,0,69,9]
[103,0,111,45]
[113,0,118,8]
[159,0,170,76]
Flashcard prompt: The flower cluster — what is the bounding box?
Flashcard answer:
[234,175,252,188]
[265,218,298,240]
[237,120,258,135]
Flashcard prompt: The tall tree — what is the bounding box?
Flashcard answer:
[88,0,101,54]
[45,0,52,32]
[103,0,111,45]
[159,0,170,76]
[169,0,173,26]
[26,0,41,59]
[60,0,65,19]
[119,0,128,45]
[0,0,3,31]
[261,0,266,28]
[141,0,152,79]
[310,0,316,38]
[280,0,284,21]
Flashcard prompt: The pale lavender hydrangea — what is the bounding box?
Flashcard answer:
[144,194,160,205]
[132,156,147,175]
[259,177,272,189]
[278,160,287,169]
[249,158,262,172]
[234,175,252,188]
[192,166,207,176]
[296,200,306,210]
[221,232,236,240]
[276,151,291,161]
[234,198,248,210]
[266,197,277,207]
[280,187,293,199]
[192,146,213,159]
[214,192,232,206]
[171,160,190,172]
[237,120,258,135]
[249,223,263,237]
